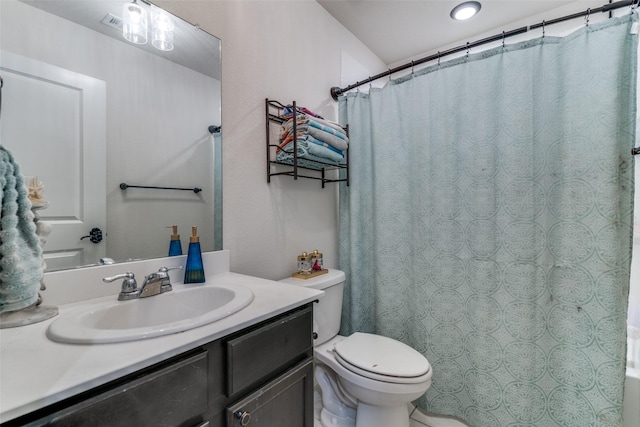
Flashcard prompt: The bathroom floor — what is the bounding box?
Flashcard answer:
[313,386,468,427]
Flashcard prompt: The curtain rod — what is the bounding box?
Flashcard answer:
[330,0,638,101]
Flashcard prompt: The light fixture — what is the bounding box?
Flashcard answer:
[450,1,481,20]
[152,9,175,51]
[122,0,148,44]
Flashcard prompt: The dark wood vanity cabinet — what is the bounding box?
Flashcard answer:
[5,304,314,427]
[214,303,315,426]
[226,358,313,427]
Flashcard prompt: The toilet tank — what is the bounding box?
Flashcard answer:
[279,269,345,345]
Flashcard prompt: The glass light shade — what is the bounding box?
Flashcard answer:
[122,1,147,44]
[152,10,174,51]
[450,1,481,20]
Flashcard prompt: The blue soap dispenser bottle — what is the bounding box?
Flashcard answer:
[184,226,205,283]
[167,225,183,256]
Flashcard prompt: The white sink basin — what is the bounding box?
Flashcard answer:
[47,284,254,344]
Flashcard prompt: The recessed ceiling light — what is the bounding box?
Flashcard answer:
[450,1,481,21]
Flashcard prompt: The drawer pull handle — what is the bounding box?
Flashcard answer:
[235,410,251,425]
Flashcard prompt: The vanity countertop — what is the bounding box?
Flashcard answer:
[0,267,322,423]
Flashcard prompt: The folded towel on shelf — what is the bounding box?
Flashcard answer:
[0,146,43,313]
[307,135,344,157]
[281,117,349,151]
[278,133,344,157]
[276,135,345,166]
[283,105,324,119]
[283,114,347,139]
[276,156,330,171]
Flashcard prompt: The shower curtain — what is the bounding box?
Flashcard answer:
[338,14,637,427]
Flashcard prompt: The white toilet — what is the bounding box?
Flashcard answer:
[280,269,432,427]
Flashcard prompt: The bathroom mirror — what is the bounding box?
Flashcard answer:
[0,0,222,271]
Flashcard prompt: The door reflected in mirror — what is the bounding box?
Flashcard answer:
[0,0,222,271]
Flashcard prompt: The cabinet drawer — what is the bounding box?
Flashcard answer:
[28,350,208,427]
[226,305,312,395]
[226,358,314,427]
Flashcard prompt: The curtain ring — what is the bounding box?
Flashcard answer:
[542,20,546,37]
[437,51,441,66]
[411,60,415,75]
[502,31,506,49]
[585,8,591,26]
[388,69,392,81]
[466,42,470,58]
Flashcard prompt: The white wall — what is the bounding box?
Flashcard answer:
[156,0,385,280]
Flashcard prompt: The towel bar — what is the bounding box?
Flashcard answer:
[120,183,202,194]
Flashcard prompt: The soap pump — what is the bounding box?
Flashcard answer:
[184,226,205,283]
[167,225,183,256]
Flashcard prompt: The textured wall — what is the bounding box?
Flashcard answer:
[157,0,385,280]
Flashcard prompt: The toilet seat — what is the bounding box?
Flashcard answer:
[333,333,431,384]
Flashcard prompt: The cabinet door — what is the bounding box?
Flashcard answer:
[225,305,312,395]
[27,350,208,427]
[226,358,313,427]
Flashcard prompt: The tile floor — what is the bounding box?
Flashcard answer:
[313,386,468,427]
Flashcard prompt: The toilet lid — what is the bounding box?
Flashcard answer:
[333,333,430,379]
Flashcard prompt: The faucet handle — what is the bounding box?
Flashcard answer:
[153,265,183,293]
[103,272,139,300]
[158,265,183,274]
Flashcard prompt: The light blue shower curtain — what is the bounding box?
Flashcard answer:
[338,14,637,427]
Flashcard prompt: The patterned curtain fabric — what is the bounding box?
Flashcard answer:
[338,14,637,427]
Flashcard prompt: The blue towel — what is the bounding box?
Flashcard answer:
[306,119,348,141]
[306,135,345,157]
[0,146,43,313]
[277,135,345,166]
[282,115,349,151]
[276,156,330,171]
[305,125,349,151]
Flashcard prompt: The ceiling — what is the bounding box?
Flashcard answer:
[317,0,591,65]
[22,1,606,79]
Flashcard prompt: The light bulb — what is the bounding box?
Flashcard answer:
[152,9,175,51]
[450,1,481,21]
[122,1,148,44]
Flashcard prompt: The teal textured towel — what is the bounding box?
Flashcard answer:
[0,146,43,312]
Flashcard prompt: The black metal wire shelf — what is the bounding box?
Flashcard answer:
[266,98,349,188]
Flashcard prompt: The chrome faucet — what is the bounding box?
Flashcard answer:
[103,266,183,301]
[140,266,183,297]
